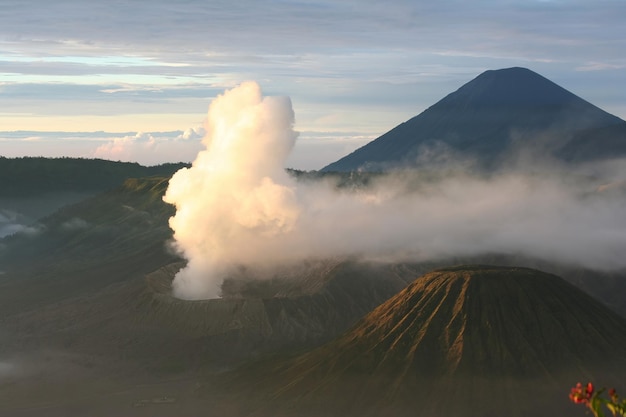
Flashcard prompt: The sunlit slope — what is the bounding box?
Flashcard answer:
[292,266,626,376]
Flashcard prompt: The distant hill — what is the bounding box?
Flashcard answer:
[0,157,188,237]
[245,266,626,416]
[0,157,188,197]
[322,67,626,171]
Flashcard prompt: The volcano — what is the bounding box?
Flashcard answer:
[322,67,626,171]
[253,266,626,416]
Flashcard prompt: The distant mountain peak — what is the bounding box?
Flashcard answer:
[442,67,577,106]
[322,68,626,172]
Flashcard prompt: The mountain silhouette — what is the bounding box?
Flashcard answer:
[322,67,626,171]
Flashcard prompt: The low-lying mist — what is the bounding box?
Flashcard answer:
[163,82,626,300]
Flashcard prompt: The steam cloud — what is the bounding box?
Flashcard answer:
[164,82,300,298]
[164,82,626,300]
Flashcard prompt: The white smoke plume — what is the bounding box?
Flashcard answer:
[164,82,300,298]
[164,82,626,300]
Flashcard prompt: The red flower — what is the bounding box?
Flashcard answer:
[570,382,593,405]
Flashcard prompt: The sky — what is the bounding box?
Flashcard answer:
[0,0,625,170]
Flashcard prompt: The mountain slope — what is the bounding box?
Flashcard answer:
[322,67,626,171]
[0,177,180,316]
[247,266,626,416]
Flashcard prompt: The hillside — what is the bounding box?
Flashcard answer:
[322,67,626,171]
[0,176,179,315]
[0,157,188,238]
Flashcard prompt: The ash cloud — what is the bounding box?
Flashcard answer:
[164,82,626,300]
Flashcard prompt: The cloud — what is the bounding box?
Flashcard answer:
[0,222,44,238]
[60,217,89,231]
[575,61,626,72]
[0,128,207,166]
[93,132,156,161]
[0,209,37,238]
[1,1,624,112]
[0,1,620,57]
[92,128,204,165]
[286,131,375,170]
[178,127,205,140]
